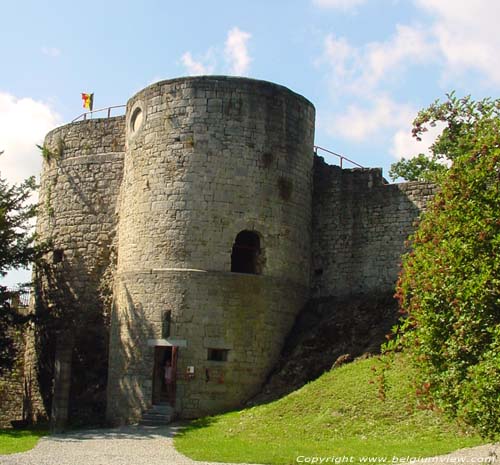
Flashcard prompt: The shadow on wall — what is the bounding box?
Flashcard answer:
[251,291,399,405]
[106,280,156,425]
[28,247,113,429]
[311,157,436,298]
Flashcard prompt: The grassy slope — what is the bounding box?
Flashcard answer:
[0,429,47,455]
[175,354,484,464]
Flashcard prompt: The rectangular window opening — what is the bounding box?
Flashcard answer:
[207,348,229,362]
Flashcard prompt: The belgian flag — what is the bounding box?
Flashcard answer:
[81,93,94,111]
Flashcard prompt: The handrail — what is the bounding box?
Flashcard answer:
[314,145,364,169]
[5,288,30,308]
[72,105,126,123]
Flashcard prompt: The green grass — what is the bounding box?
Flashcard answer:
[175,354,485,464]
[0,429,47,455]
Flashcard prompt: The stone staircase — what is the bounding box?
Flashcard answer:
[139,403,174,426]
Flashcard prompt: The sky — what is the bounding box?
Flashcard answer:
[2,0,500,286]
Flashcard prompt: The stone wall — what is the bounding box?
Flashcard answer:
[107,76,315,423]
[0,325,26,428]
[107,270,309,421]
[26,117,125,426]
[312,156,436,298]
[17,76,438,427]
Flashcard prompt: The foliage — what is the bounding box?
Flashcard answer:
[394,107,500,438]
[36,138,63,163]
[175,354,482,464]
[389,93,500,181]
[389,154,447,182]
[0,428,47,455]
[0,151,38,375]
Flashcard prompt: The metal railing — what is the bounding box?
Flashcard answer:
[5,288,30,308]
[314,145,364,169]
[72,105,126,123]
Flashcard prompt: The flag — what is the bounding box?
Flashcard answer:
[81,93,94,111]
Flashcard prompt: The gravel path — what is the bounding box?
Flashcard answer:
[0,425,497,465]
[0,425,256,465]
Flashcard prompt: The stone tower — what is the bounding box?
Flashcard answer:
[105,77,315,423]
[15,75,435,430]
[28,117,125,428]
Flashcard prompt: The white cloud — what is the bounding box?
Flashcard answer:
[312,0,367,10]
[317,24,439,154]
[41,47,61,57]
[330,95,415,141]
[224,27,252,76]
[180,27,252,77]
[364,25,435,87]
[415,0,500,85]
[391,121,445,159]
[319,25,435,96]
[0,92,60,185]
[181,50,215,76]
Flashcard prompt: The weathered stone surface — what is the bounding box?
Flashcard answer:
[0,325,26,428]
[107,76,315,424]
[311,157,437,299]
[22,117,126,426]
[0,76,438,428]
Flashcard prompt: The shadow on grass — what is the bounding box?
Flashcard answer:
[0,428,47,439]
[42,424,187,442]
[174,416,220,439]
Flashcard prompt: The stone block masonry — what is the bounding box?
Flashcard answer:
[312,156,437,298]
[0,76,437,428]
[24,117,126,427]
[107,76,315,424]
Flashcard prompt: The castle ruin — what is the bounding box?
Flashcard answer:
[2,76,435,428]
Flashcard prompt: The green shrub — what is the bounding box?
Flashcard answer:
[395,98,500,438]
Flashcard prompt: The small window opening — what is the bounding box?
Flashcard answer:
[207,348,229,362]
[53,249,64,264]
[162,310,171,338]
[231,230,261,274]
[130,107,143,134]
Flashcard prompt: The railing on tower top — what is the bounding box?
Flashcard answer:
[72,105,127,123]
[5,288,30,308]
[69,110,364,170]
[314,145,364,169]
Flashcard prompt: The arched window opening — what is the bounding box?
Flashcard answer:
[231,230,261,275]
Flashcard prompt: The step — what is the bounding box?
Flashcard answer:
[142,413,172,422]
[149,406,173,415]
[139,404,175,426]
[140,419,168,426]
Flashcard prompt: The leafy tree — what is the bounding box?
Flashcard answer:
[0,151,38,375]
[389,92,500,181]
[389,154,447,182]
[394,102,500,438]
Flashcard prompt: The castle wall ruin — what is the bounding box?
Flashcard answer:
[107,76,315,423]
[312,157,436,299]
[0,76,437,428]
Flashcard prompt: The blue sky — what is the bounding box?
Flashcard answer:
[2,0,500,286]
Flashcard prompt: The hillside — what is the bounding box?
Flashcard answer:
[250,291,399,405]
[175,353,484,465]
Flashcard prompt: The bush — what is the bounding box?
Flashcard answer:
[395,96,500,438]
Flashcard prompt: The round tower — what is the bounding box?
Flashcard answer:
[106,76,315,423]
[27,117,125,427]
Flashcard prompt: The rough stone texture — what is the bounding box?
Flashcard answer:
[251,291,399,405]
[0,325,26,428]
[107,76,315,424]
[312,157,437,299]
[25,117,125,425]
[5,76,439,428]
